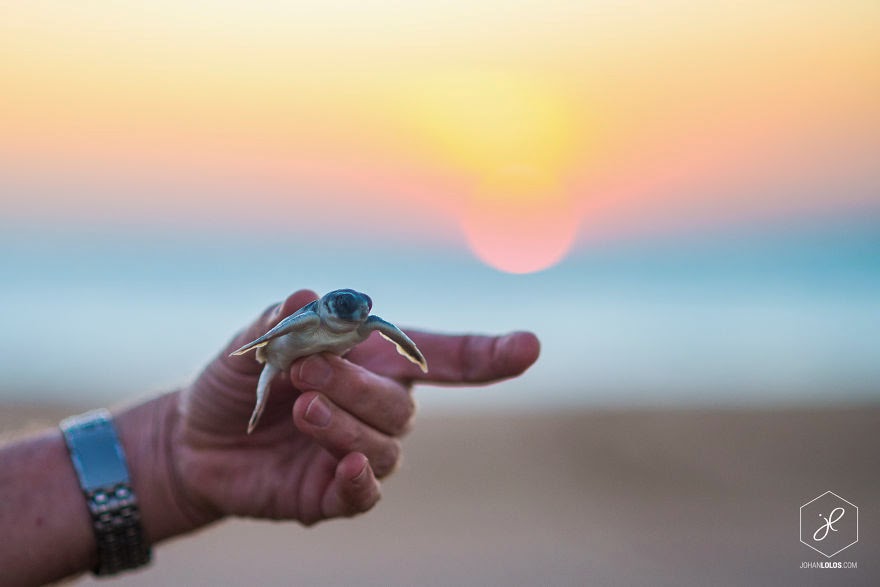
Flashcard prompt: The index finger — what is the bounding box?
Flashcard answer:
[346,330,540,385]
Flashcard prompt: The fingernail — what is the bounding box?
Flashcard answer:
[299,355,332,388]
[353,458,370,483]
[304,395,332,427]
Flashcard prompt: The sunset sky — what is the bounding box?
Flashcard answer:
[1,2,878,408]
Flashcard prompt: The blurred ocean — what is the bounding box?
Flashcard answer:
[1,213,878,410]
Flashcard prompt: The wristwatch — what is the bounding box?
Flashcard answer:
[60,409,152,575]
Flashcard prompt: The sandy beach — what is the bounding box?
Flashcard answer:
[2,404,878,586]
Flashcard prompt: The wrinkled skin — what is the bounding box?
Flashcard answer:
[170,290,541,527]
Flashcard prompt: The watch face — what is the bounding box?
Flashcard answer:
[62,410,131,491]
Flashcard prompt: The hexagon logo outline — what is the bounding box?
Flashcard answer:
[799,491,858,558]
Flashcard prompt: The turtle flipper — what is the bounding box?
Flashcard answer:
[230,308,320,356]
[248,362,280,434]
[359,315,428,373]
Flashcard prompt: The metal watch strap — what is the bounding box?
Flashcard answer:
[60,409,152,576]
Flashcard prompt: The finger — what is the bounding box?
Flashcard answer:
[292,392,402,478]
[275,289,320,323]
[347,330,541,385]
[321,453,381,520]
[290,354,415,436]
[222,289,319,375]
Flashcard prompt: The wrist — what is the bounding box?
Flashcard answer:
[114,391,222,543]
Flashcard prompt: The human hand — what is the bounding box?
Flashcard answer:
[166,289,540,528]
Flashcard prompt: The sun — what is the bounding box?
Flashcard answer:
[462,165,578,274]
[397,70,587,273]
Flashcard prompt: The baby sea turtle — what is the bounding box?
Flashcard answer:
[231,289,428,433]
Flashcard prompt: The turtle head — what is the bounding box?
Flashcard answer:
[319,289,372,330]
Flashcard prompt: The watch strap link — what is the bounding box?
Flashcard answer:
[86,482,151,575]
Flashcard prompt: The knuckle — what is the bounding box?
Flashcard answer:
[348,366,371,394]
[334,423,362,451]
[328,359,368,395]
[348,490,380,517]
[399,414,417,436]
[355,485,382,515]
[460,335,484,381]
[363,488,382,512]
[344,476,376,515]
[390,394,417,435]
[373,439,402,478]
